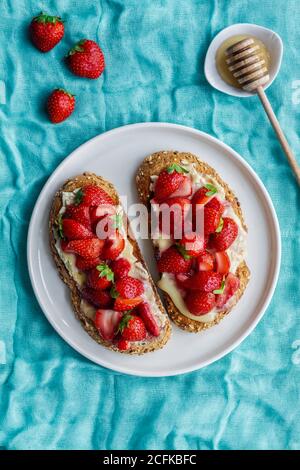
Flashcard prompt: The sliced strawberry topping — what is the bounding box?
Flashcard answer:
[90,204,116,230]
[119,314,147,341]
[62,219,94,240]
[171,176,192,197]
[111,258,131,279]
[215,273,240,308]
[184,271,223,292]
[210,217,238,251]
[81,185,114,207]
[215,251,231,275]
[196,252,214,271]
[137,302,160,337]
[204,207,220,235]
[157,246,193,274]
[94,309,122,340]
[63,238,104,258]
[185,291,216,316]
[64,203,91,229]
[159,197,191,238]
[95,203,116,218]
[101,230,125,260]
[206,197,225,215]
[114,297,143,312]
[81,287,112,308]
[154,164,189,202]
[192,186,213,206]
[175,273,193,290]
[115,276,144,299]
[87,263,114,290]
[75,255,102,271]
[177,232,206,257]
[117,339,130,351]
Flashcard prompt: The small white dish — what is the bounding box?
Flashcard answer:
[204,23,283,98]
[27,123,281,377]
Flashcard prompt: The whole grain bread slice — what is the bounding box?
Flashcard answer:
[49,172,171,354]
[136,151,250,333]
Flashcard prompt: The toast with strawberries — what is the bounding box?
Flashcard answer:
[49,173,171,353]
[136,151,250,333]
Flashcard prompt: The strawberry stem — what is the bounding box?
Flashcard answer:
[33,12,63,24]
[56,88,75,99]
[67,39,86,56]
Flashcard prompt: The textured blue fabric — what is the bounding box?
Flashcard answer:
[0,0,300,450]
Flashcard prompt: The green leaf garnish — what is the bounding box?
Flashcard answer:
[213,280,225,295]
[96,263,114,282]
[166,163,189,174]
[110,285,119,299]
[117,313,132,334]
[215,217,224,233]
[56,214,64,239]
[111,213,123,230]
[176,243,191,260]
[74,188,83,205]
[204,183,217,197]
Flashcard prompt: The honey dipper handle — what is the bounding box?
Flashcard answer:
[257,86,300,186]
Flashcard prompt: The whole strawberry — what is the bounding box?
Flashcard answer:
[185,292,216,316]
[119,314,147,342]
[154,164,189,202]
[210,217,238,251]
[157,246,193,274]
[30,12,64,52]
[67,39,105,79]
[111,258,131,279]
[114,276,144,299]
[47,89,75,123]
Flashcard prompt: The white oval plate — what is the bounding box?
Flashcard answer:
[27,123,281,377]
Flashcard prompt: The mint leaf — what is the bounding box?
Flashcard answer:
[117,313,132,334]
[112,213,123,230]
[213,280,225,295]
[176,243,191,260]
[56,214,64,239]
[166,163,189,174]
[110,285,119,299]
[215,217,224,233]
[204,183,217,197]
[74,189,83,205]
[96,263,114,282]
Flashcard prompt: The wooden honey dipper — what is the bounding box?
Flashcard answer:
[225,37,300,185]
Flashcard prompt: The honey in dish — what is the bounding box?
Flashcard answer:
[216,35,271,89]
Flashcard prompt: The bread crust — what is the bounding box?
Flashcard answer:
[136,151,250,333]
[49,172,171,354]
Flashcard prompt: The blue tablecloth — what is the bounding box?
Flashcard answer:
[0,0,299,450]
